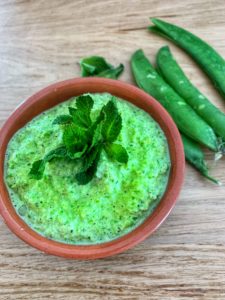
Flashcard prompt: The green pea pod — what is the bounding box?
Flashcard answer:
[181,134,219,184]
[131,49,218,151]
[149,18,225,99]
[156,46,225,140]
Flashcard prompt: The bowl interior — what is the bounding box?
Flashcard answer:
[0,78,185,259]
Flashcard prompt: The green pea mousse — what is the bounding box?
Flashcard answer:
[4,93,170,244]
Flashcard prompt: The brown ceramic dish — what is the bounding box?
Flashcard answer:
[0,78,185,259]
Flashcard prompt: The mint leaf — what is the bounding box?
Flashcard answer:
[82,144,102,170]
[80,56,113,77]
[104,143,128,163]
[29,146,68,180]
[44,146,68,162]
[80,56,124,79]
[63,125,76,148]
[96,64,124,79]
[75,160,98,185]
[69,107,89,129]
[90,107,105,132]
[69,95,93,128]
[87,107,105,150]
[67,144,88,159]
[76,94,94,113]
[62,123,90,160]
[90,122,103,149]
[29,160,45,180]
[76,145,102,185]
[102,100,122,142]
[68,107,76,116]
[52,115,72,125]
[62,124,87,149]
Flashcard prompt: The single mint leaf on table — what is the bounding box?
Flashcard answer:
[96,64,124,79]
[52,115,73,125]
[104,143,129,164]
[80,56,112,76]
[80,56,124,79]
[101,100,122,143]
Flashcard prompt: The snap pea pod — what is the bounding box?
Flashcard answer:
[149,18,225,99]
[181,134,219,184]
[131,49,218,151]
[156,46,225,140]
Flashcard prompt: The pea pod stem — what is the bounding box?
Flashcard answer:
[156,46,225,141]
[131,49,218,151]
[181,134,219,185]
[149,18,225,100]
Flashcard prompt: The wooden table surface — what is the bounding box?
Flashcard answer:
[1,0,225,299]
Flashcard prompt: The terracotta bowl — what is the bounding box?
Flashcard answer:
[0,78,185,259]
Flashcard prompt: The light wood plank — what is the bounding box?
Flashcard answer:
[0,0,225,299]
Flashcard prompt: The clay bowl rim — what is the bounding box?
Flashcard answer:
[0,77,185,260]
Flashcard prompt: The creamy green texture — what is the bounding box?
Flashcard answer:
[5,93,170,244]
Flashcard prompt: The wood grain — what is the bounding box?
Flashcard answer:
[0,0,225,299]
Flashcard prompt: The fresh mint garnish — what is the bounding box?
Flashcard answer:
[52,115,73,125]
[44,146,68,161]
[90,122,103,149]
[67,144,88,160]
[82,144,102,171]
[76,94,94,113]
[101,100,122,142]
[69,95,93,129]
[104,143,129,164]
[75,148,101,185]
[80,56,124,79]
[62,123,88,149]
[29,95,128,185]
[29,160,45,180]
[29,146,68,179]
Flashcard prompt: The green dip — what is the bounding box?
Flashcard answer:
[4,93,170,244]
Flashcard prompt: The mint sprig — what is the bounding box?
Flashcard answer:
[68,95,93,129]
[29,146,68,180]
[101,99,122,142]
[104,143,128,164]
[75,144,102,185]
[29,95,129,185]
[80,56,124,79]
[52,115,73,125]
